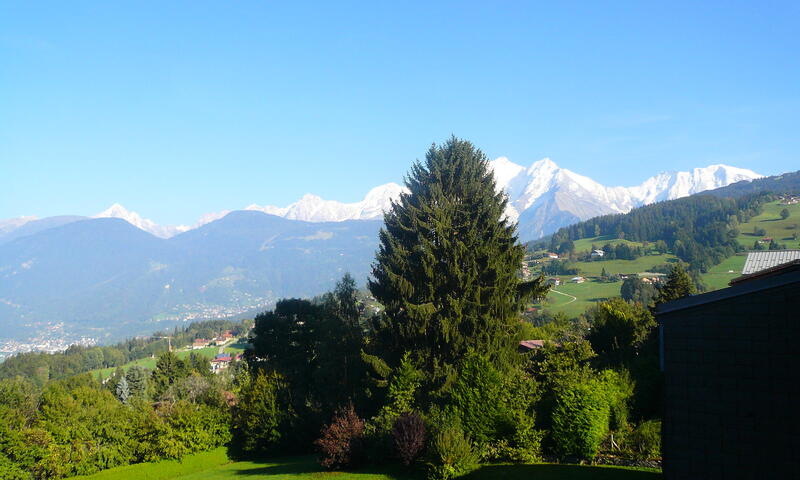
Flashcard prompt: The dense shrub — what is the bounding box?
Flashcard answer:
[231,370,290,456]
[426,426,479,480]
[630,420,661,459]
[315,404,365,469]
[551,377,611,460]
[392,412,426,466]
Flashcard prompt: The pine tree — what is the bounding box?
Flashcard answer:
[115,375,130,404]
[369,137,547,386]
[125,366,147,398]
[655,263,696,305]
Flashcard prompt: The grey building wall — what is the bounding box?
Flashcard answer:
[658,280,799,480]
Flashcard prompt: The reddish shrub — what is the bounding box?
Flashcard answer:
[392,412,426,466]
[315,403,365,469]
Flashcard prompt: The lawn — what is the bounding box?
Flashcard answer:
[735,200,800,249]
[700,254,747,291]
[574,254,677,276]
[75,449,661,480]
[571,235,646,253]
[91,343,248,380]
[537,279,624,318]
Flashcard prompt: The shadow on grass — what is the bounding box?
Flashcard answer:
[463,464,662,480]
[231,456,420,478]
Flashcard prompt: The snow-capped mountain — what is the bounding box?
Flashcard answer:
[5,160,761,242]
[245,183,407,222]
[488,158,762,239]
[0,216,37,235]
[93,204,190,239]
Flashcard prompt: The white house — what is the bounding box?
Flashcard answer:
[547,253,559,259]
[591,249,605,258]
[571,276,586,284]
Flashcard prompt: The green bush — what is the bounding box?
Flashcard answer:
[426,426,479,480]
[630,420,661,459]
[550,377,611,460]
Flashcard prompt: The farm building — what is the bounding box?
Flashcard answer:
[656,259,799,479]
[545,277,561,286]
[591,249,605,258]
[570,276,585,283]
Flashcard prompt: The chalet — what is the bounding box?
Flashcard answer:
[192,338,209,350]
[591,249,605,258]
[547,252,559,259]
[545,277,561,286]
[657,259,799,479]
[210,353,233,372]
[570,276,585,283]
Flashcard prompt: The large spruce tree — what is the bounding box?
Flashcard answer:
[369,137,547,385]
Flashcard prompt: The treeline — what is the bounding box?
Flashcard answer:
[1,138,673,480]
[541,193,769,271]
[0,319,251,386]
[0,349,240,479]
[230,139,666,478]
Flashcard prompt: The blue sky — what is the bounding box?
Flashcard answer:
[2,1,798,224]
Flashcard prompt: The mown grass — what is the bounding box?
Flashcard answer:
[699,254,747,291]
[573,255,677,276]
[72,447,232,480]
[91,343,248,380]
[537,279,625,318]
[735,200,800,249]
[571,235,647,253]
[75,449,661,480]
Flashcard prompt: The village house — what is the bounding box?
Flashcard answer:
[518,339,546,352]
[547,252,559,259]
[591,249,605,258]
[210,353,233,372]
[192,338,209,350]
[570,276,585,283]
[546,277,561,286]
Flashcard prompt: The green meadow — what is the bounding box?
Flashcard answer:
[735,200,800,249]
[74,448,661,480]
[91,343,248,380]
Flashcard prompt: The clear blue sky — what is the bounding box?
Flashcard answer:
[2,1,798,224]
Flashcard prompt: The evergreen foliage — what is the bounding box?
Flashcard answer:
[655,263,697,305]
[231,370,289,456]
[115,376,130,404]
[369,137,547,390]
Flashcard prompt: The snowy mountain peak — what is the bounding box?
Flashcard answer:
[93,204,189,239]
[12,160,761,242]
[246,182,408,223]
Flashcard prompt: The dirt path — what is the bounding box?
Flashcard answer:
[550,289,577,304]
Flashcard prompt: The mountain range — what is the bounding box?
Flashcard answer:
[0,159,763,344]
[1,158,762,244]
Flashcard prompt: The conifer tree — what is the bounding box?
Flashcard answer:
[115,375,130,404]
[369,137,547,385]
[655,263,696,305]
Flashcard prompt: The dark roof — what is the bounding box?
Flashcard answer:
[656,260,800,316]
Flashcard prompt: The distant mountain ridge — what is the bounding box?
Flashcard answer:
[1,159,762,243]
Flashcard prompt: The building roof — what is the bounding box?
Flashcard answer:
[519,340,546,350]
[741,250,800,275]
[656,260,800,316]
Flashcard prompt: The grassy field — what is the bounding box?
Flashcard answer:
[735,200,800,249]
[700,254,747,291]
[573,254,677,276]
[75,449,661,480]
[537,279,624,318]
[91,343,248,380]
[571,235,646,253]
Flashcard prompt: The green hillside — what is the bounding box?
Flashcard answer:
[734,200,800,249]
[91,343,248,380]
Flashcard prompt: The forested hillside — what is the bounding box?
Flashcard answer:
[538,194,767,272]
